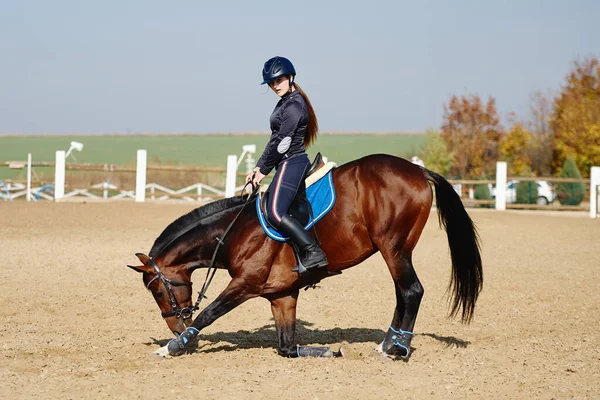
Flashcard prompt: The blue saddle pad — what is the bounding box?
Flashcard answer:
[256,170,336,242]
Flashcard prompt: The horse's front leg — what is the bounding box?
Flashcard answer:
[156,278,259,357]
[267,291,342,358]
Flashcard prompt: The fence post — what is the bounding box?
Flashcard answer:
[54,150,65,201]
[136,149,147,202]
[27,153,32,201]
[590,166,600,219]
[225,155,237,198]
[495,161,507,210]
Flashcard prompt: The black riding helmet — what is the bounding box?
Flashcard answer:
[261,56,296,85]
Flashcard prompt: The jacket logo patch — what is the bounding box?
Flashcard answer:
[277,137,292,154]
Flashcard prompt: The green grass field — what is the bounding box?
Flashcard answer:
[0,134,425,181]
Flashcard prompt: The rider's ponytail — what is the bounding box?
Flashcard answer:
[294,83,319,148]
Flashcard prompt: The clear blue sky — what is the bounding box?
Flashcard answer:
[1,0,598,134]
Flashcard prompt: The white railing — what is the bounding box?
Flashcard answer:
[147,183,222,201]
[51,149,243,203]
[2,149,250,203]
[61,182,135,200]
[3,151,600,218]
[0,181,54,201]
[0,180,244,202]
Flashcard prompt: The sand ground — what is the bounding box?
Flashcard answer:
[1,202,598,399]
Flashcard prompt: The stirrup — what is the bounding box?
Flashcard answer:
[289,244,328,275]
[291,254,327,275]
[292,259,309,275]
[292,262,335,276]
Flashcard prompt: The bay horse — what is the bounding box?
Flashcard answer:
[128,154,483,359]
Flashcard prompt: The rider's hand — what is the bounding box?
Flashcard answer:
[246,167,265,187]
[245,167,257,184]
[253,170,265,187]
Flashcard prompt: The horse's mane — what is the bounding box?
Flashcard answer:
[149,195,249,258]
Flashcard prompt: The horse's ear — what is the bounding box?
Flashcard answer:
[136,253,151,265]
[127,264,152,274]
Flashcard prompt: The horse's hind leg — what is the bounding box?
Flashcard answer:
[267,291,341,358]
[377,252,423,358]
[369,181,431,359]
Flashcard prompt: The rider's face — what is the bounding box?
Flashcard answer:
[268,75,291,96]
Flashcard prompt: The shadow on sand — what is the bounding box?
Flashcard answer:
[419,332,471,348]
[145,319,385,354]
[144,321,471,356]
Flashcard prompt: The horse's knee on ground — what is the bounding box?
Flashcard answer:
[297,346,339,358]
[278,345,298,358]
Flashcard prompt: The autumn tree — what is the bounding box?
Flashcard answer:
[551,56,600,178]
[418,129,454,176]
[500,122,532,175]
[441,94,503,178]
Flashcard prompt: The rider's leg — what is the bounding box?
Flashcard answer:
[277,214,328,270]
[266,155,328,271]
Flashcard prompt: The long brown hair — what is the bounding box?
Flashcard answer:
[294,83,319,148]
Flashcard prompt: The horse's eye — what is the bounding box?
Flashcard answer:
[153,291,164,299]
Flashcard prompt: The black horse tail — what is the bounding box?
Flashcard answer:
[423,168,483,323]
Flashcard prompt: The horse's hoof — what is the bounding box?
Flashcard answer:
[375,342,395,361]
[384,344,410,359]
[152,345,171,359]
[166,339,186,357]
[375,341,410,360]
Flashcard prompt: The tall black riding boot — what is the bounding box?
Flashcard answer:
[278,214,328,271]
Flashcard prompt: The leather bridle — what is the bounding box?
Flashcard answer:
[145,182,259,322]
[145,257,199,320]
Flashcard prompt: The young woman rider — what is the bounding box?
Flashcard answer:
[246,56,327,273]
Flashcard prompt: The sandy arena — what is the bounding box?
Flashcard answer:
[1,201,598,399]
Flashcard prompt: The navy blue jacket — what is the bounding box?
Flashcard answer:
[256,90,308,175]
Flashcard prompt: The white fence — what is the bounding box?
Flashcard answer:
[3,153,600,219]
[52,150,245,203]
[0,153,55,201]
[451,162,599,218]
[2,149,250,203]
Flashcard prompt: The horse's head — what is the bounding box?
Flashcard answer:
[128,252,198,336]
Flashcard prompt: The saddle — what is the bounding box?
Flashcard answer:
[257,152,340,278]
[259,152,325,228]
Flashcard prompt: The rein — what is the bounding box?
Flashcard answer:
[196,182,259,306]
[147,182,259,321]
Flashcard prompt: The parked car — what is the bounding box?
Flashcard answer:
[491,180,555,205]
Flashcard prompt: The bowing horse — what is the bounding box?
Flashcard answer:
[128,154,483,359]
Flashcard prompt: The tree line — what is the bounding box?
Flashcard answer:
[420,55,600,182]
